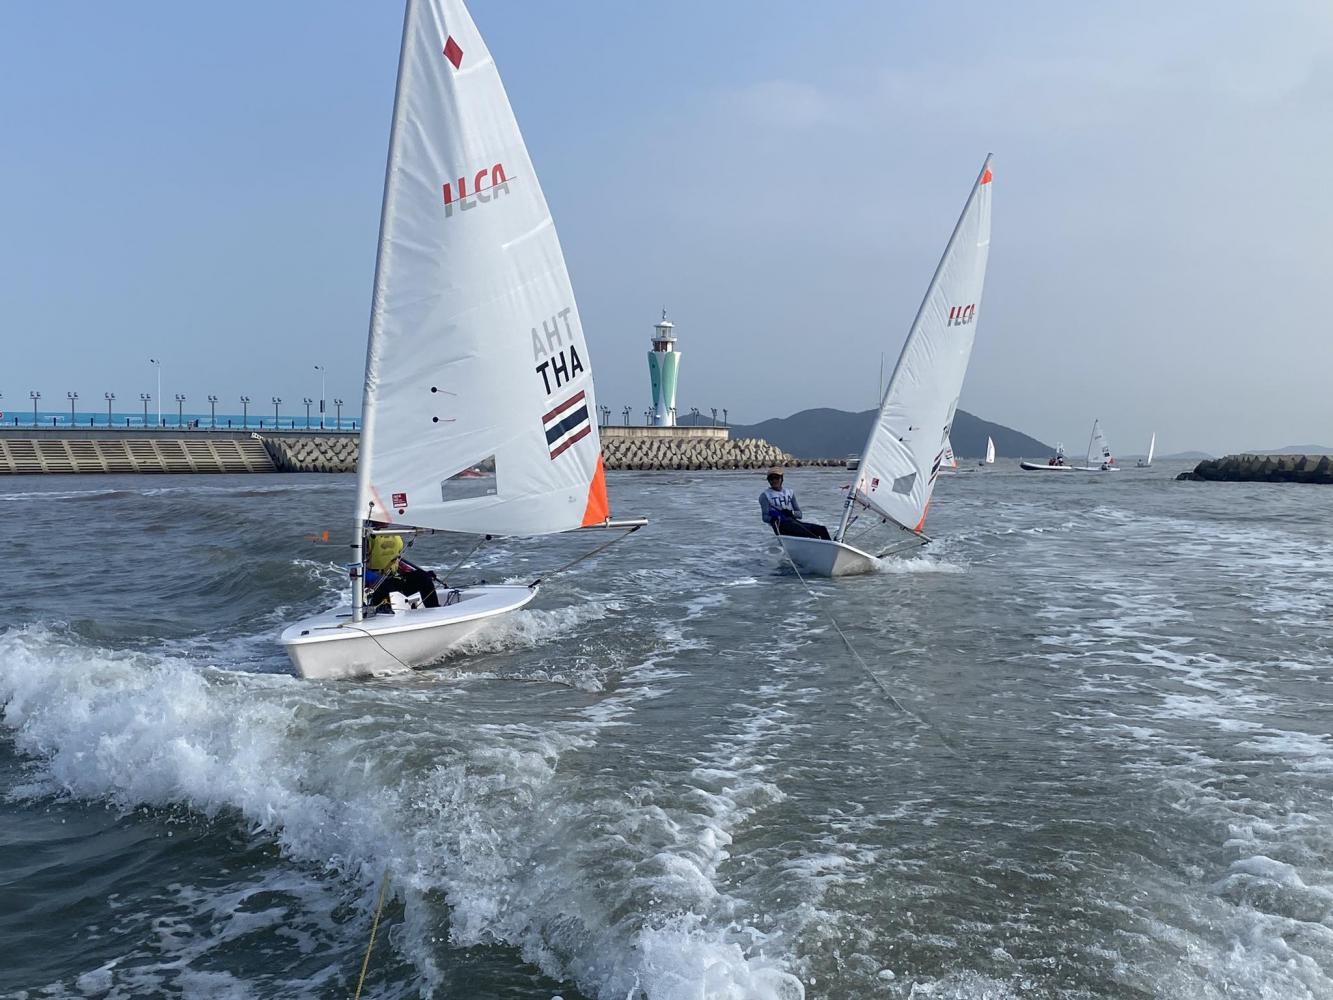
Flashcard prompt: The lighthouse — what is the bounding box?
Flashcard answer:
[647,310,681,426]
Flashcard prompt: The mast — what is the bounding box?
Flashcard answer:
[352,0,416,623]
[836,154,992,543]
[1085,420,1099,467]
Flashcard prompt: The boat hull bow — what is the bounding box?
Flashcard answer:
[777,536,883,577]
[280,585,537,680]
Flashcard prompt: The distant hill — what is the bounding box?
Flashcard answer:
[714,407,1051,460]
[1160,451,1214,461]
[1255,445,1333,455]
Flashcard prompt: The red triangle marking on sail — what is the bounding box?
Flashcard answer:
[443,36,463,69]
[980,166,993,185]
[580,454,610,526]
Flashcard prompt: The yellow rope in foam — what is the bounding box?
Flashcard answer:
[352,868,392,1000]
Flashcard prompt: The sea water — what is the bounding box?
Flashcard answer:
[2,465,1330,998]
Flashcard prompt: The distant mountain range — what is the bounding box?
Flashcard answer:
[1256,444,1333,455]
[699,407,1052,459]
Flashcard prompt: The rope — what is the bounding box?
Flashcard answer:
[776,542,963,759]
[528,523,644,588]
[352,867,392,1000]
[439,534,490,586]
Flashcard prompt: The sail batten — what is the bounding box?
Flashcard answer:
[355,0,608,537]
[841,156,993,537]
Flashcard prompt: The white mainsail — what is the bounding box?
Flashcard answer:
[356,0,609,538]
[1146,432,1155,465]
[841,156,993,537]
[1087,419,1113,467]
[985,436,996,464]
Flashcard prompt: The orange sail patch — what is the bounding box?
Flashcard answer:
[980,166,993,185]
[580,454,610,526]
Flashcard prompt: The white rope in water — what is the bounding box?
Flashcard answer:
[776,540,963,759]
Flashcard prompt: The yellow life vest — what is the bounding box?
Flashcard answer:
[367,533,404,575]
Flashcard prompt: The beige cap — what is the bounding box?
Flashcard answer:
[766,467,784,477]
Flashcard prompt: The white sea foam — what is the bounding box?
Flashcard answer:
[0,624,808,999]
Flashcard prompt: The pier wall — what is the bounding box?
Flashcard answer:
[0,428,276,474]
[0,427,840,474]
[1177,453,1333,483]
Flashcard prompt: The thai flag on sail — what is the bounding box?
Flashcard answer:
[542,390,591,460]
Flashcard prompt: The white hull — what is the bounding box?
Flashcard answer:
[280,585,537,680]
[1020,460,1078,471]
[1019,460,1118,473]
[778,536,882,577]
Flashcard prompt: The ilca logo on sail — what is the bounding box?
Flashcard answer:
[442,163,512,218]
[947,304,977,327]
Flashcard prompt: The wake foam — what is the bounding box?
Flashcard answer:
[0,625,806,999]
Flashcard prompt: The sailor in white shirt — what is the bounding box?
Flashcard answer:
[758,467,830,540]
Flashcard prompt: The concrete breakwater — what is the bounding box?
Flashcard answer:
[1177,453,1333,483]
[0,427,842,474]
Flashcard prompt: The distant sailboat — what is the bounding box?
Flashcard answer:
[982,436,995,465]
[942,439,959,471]
[280,0,642,679]
[1085,419,1118,471]
[1137,432,1156,467]
[778,156,993,577]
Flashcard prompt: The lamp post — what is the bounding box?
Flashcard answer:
[722,408,728,427]
[690,406,699,425]
[622,405,631,426]
[272,396,282,425]
[175,393,186,427]
[105,392,115,426]
[139,393,150,426]
[208,394,218,428]
[334,398,343,429]
[711,407,718,427]
[30,391,41,426]
[644,408,652,425]
[148,358,162,427]
[67,391,78,424]
[314,364,326,429]
[240,396,251,429]
[303,397,313,428]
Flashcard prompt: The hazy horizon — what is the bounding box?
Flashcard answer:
[4,2,1330,456]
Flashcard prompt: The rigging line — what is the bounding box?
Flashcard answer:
[527,523,644,588]
[439,534,490,587]
[338,621,417,673]
[776,543,963,760]
[352,867,392,1000]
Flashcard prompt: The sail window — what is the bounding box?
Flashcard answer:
[891,472,916,495]
[441,456,498,502]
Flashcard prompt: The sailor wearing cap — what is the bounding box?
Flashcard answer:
[759,468,831,540]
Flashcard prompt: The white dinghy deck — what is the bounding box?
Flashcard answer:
[281,585,537,680]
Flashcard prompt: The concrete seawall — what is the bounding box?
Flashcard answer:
[0,427,841,474]
[1177,453,1333,483]
[0,428,276,473]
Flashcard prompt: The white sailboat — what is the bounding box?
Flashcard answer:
[981,436,995,466]
[1137,432,1155,467]
[779,156,993,577]
[1083,419,1118,471]
[281,0,640,680]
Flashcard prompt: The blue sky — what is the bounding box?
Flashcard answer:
[3,2,1331,453]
